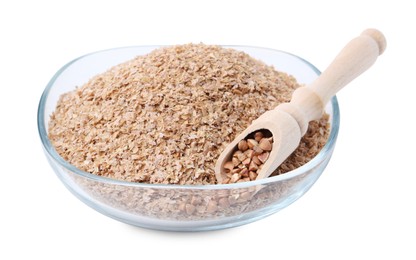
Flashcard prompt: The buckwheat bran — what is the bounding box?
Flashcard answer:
[48,44,330,185]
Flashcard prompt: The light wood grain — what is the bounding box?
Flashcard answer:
[215,29,386,182]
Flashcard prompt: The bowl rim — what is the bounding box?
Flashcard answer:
[37,45,340,190]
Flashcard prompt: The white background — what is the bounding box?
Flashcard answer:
[1,0,415,259]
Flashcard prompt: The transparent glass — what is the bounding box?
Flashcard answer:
[38,45,340,231]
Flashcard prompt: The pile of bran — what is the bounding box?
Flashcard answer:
[48,44,329,185]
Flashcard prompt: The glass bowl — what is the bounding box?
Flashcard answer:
[38,45,339,231]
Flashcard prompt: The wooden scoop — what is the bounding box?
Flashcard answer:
[215,28,386,183]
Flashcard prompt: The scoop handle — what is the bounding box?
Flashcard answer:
[278,28,386,135]
[311,28,386,104]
